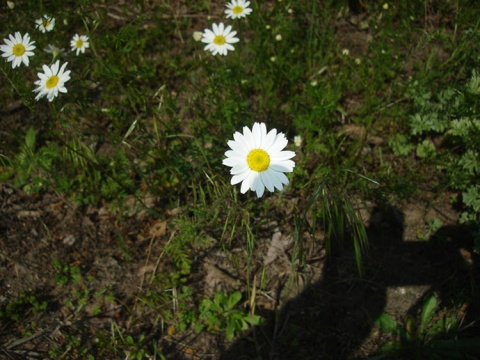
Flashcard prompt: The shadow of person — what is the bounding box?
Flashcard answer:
[220,206,479,360]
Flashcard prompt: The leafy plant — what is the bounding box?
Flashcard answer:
[407,69,480,237]
[374,294,480,359]
[0,291,47,322]
[303,183,369,275]
[53,260,81,286]
[198,291,262,341]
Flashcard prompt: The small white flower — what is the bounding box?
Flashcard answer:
[270,56,277,62]
[0,32,35,69]
[7,1,14,9]
[294,135,302,147]
[44,44,65,58]
[70,34,89,55]
[35,15,55,33]
[310,80,318,87]
[201,23,239,56]
[193,31,203,41]
[275,34,282,41]
[223,122,296,198]
[225,0,252,19]
[342,48,350,56]
[383,3,389,10]
[33,60,71,102]
[355,58,361,65]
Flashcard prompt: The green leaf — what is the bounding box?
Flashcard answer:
[427,316,458,338]
[374,313,398,333]
[25,127,36,150]
[419,294,437,334]
[225,320,236,341]
[226,291,242,311]
[388,135,415,156]
[463,186,480,212]
[416,139,436,159]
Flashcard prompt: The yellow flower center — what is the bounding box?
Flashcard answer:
[233,6,244,14]
[213,35,226,45]
[247,149,270,172]
[46,75,59,89]
[42,19,51,27]
[76,39,84,48]
[12,43,25,56]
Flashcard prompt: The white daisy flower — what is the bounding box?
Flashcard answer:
[44,44,66,58]
[70,34,89,55]
[223,122,296,198]
[193,31,203,42]
[0,32,35,69]
[201,23,239,56]
[33,60,71,102]
[294,135,302,147]
[35,15,55,33]
[225,0,253,19]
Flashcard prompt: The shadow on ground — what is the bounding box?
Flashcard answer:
[220,206,480,360]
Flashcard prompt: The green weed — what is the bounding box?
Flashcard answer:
[373,294,480,359]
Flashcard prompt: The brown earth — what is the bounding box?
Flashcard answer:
[1,180,479,359]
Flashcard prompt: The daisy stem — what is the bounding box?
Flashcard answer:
[0,65,34,113]
[81,15,99,58]
[1,66,20,96]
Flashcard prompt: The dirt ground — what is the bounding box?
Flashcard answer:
[1,179,479,359]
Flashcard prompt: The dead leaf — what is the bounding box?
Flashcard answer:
[17,210,41,219]
[204,261,238,295]
[138,264,155,277]
[149,220,167,238]
[340,124,384,145]
[263,228,293,266]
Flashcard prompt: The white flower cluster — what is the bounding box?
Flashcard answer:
[200,1,252,57]
[197,3,298,196]
[1,15,90,102]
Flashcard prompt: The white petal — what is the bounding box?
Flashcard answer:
[242,126,255,148]
[263,128,277,150]
[251,122,261,148]
[263,170,284,190]
[227,139,244,152]
[248,171,262,193]
[269,162,294,172]
[233,131,251,150]
[225,34,239,43]
[223,155,244,167]
[268,134,288,153]
[240,172,253,193]
[230,162,250,175]
[270,150,296,162]
[260,171,274,192]
[250,173,265,197]
[231,169,251,185]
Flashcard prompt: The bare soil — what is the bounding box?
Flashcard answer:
[1,180,479,359]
